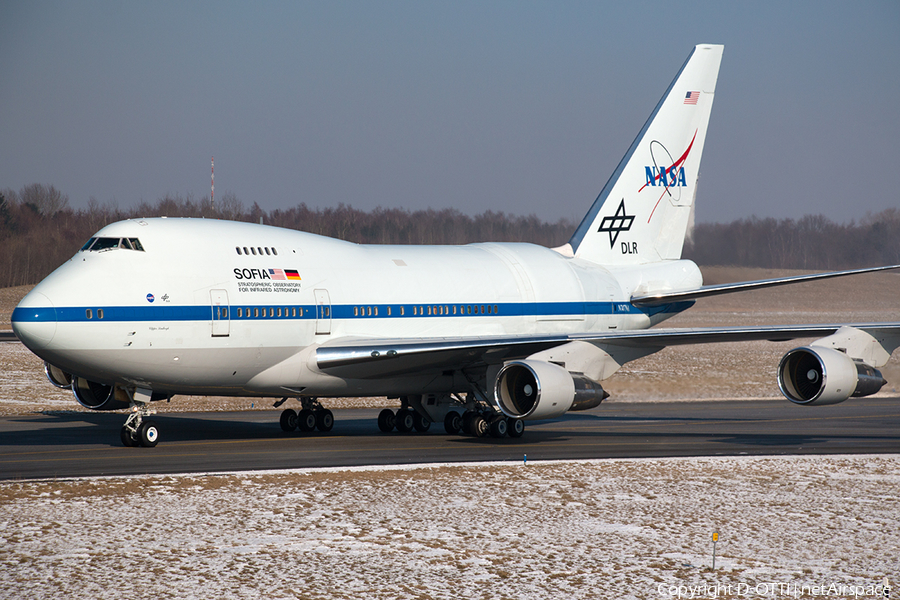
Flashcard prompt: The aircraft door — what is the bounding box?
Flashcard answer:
[211,289,230,337]
[314,289,331,335]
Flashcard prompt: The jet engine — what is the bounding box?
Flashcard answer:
[494,360,582,420]
[777,346,886,406]
[72,377,131,411]
[44,361,73,389]
[571,375,610,411]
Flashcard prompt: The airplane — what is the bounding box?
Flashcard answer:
[11,44,900,447]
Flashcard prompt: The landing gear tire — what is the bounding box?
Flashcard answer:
[316,409,334,432]
[121,426,137,447]
[377,408,396,433]
[471,414,488,438]
[298,409,317,432]
[507,418,525,438]
[395,408,415,433]
[462,411,477,435]
[489,416,508,438]
[413,412,431,433]
[444,411,462,435]
[138,420,159,447]
[280,408,298,432]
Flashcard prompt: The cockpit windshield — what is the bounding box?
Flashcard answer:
[81,237,145,252]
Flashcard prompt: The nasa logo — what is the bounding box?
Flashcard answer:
[146,293,155,303]
[644,166,687,188]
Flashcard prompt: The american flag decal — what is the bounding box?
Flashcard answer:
[684,91,699,105]
[268,269,286,280]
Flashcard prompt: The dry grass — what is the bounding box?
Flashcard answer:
[1,456,897,599]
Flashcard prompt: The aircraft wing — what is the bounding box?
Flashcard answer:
[631,264,900,306]
[315,323,900,379]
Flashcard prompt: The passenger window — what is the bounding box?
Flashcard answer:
[236,247,242,255]
[269,308,274,317]
[400,306,405,316]
[251,247,257,255]
[258,247,263,255]
[98,309,104,319]
[265,248,271,255]
[374,307,378,316]
[387,306,391,316]
[354,307,359,316]
[222,308,228,318]
[494,305,498,314]
[254,308,259,318]
[324,307,330,317]
[243,247,249,255]
[367,307,372,316]
[237,308,243,318]
[277,308,282,317]
[86,309,93,319]
[272,248,278,256]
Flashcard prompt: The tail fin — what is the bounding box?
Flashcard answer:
[564,44,723,265]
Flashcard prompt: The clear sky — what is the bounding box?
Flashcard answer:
[2,1,898,225]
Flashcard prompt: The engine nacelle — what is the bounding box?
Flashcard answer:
[494,360,576,420]
[72,377,130,411]
[44,362,73,389]
[777,346,886,406]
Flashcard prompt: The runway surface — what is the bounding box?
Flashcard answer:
[1,396,898,480]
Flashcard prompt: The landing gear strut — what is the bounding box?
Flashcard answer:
[278,397,334,433]
[120,388,159,447]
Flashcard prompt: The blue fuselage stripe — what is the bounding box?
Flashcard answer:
[12,301,692,324]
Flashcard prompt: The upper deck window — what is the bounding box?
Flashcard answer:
[81,237,145,252]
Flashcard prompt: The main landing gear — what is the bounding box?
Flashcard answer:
[378,405,525,439]
[277,397,334,433]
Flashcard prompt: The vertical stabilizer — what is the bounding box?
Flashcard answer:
[566,44,723,265]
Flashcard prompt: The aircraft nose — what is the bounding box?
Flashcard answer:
[11,291,58,351]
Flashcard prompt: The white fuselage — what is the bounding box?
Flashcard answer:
[13,218,701,398]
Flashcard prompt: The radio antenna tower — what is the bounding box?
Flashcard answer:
[211,156,215,209]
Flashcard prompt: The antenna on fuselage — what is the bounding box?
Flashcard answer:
[211,156,215,210]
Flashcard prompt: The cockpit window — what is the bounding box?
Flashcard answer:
[81,237,146,252]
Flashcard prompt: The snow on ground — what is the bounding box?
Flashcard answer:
[1,456,897,599]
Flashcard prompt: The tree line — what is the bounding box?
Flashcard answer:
[1,183,897,288]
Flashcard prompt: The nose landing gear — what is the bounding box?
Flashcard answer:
[120,388,159,447]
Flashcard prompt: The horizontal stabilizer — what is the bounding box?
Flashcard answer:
[631,264,900,306]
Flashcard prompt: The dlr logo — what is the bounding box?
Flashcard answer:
[621,242,638,254]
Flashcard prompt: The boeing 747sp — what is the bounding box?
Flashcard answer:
[12,44,900,446]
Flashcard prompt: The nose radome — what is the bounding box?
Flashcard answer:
[11,291,57,350]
